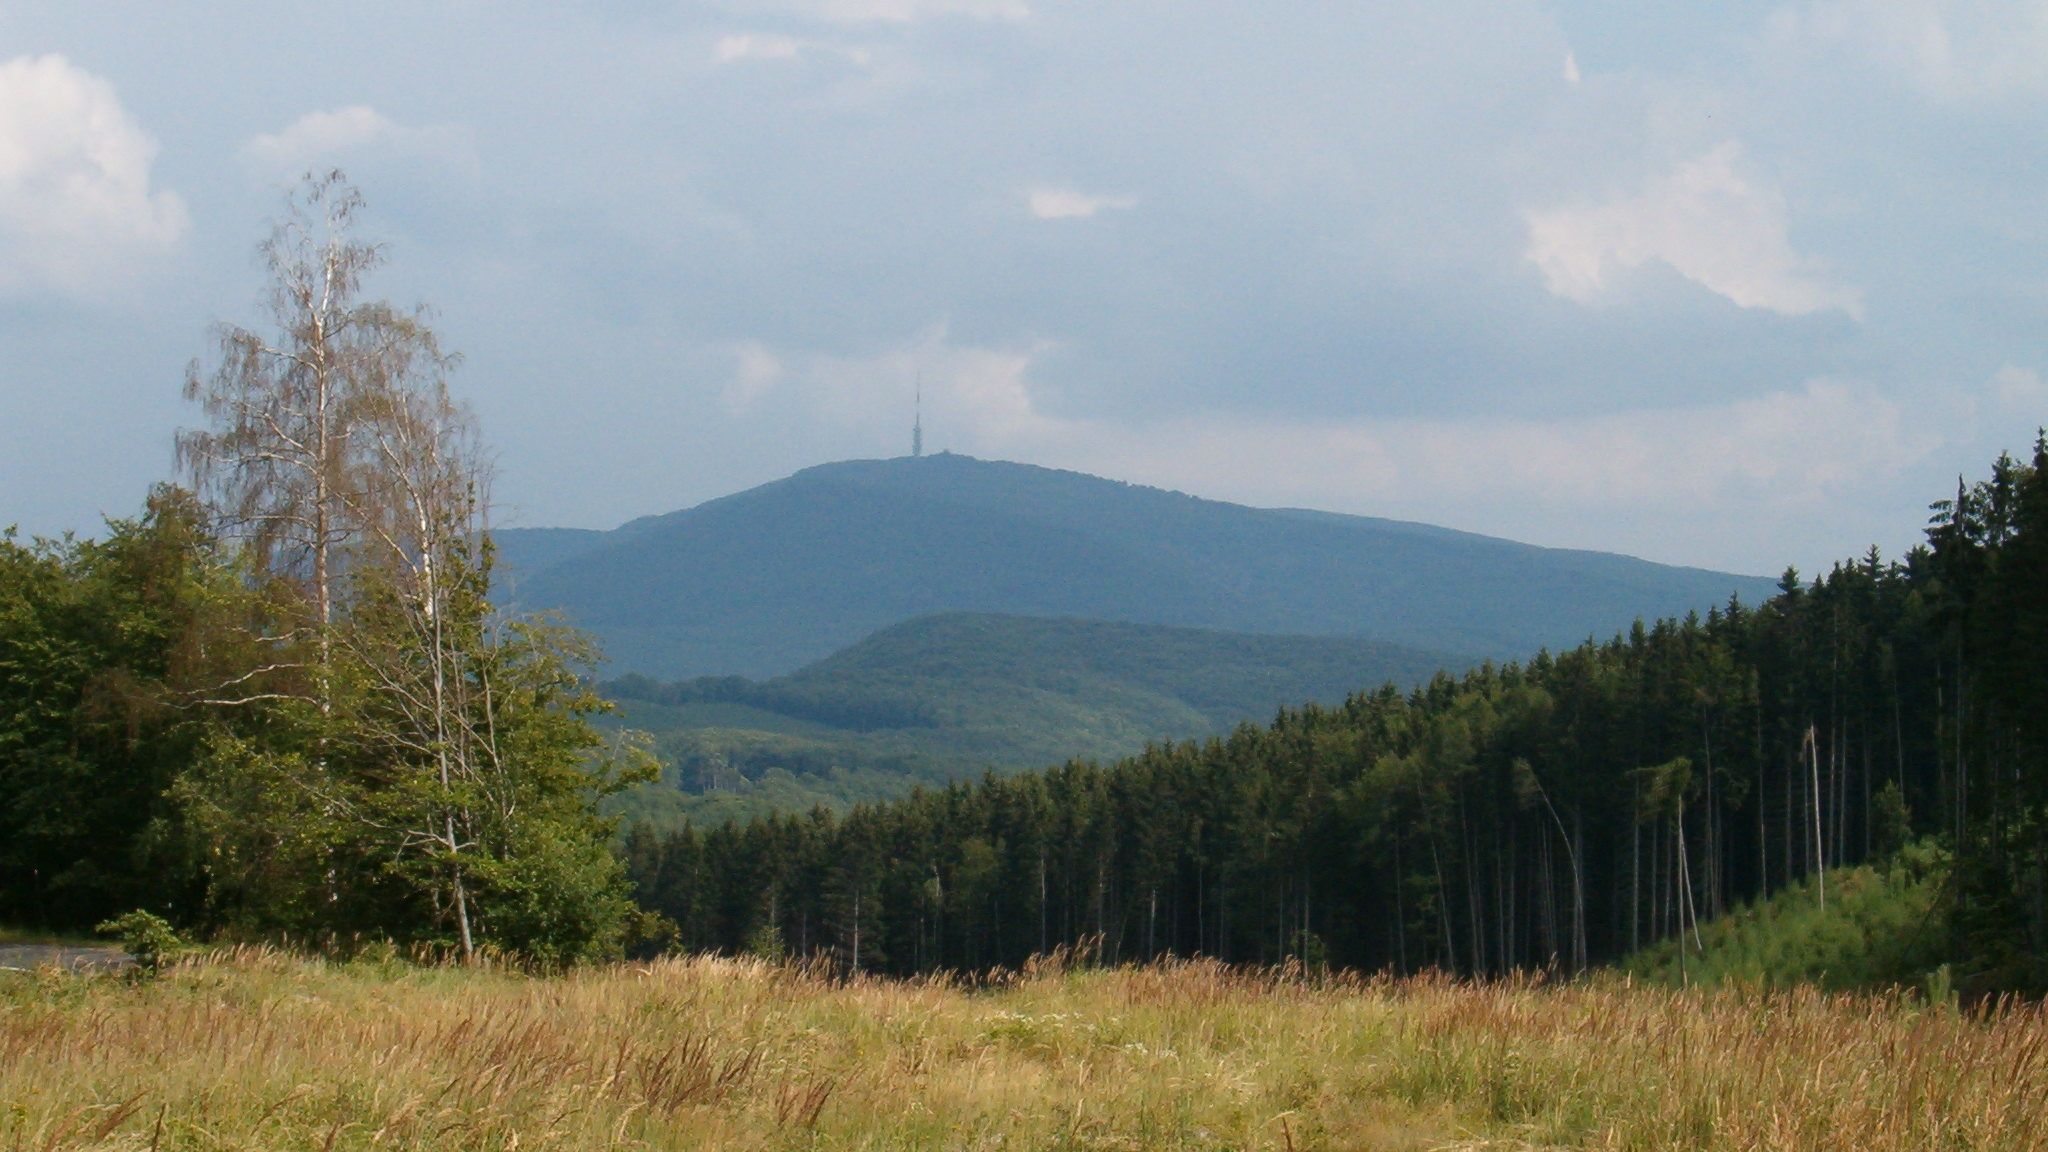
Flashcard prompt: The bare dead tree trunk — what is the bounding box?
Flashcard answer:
[1631,776,1642,955]
[1818,725,1835,906]
[1701,701,1720,918]
[1676,792,1703,953]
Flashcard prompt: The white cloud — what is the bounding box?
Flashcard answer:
[1013,380,1921,522]
[1068,380,1938,572]
[242,105,473,179]
[1769,1,2048,100]
[713,32,873,66]
[717,0,1028,24]
[0,54,187,300]
[1562,51,1581,85]
[724,341,784,412]
[1026,187,1138,221]
[755,325,1052,446]
[716,33,804,62]
[1523,142,1863,319]
[1990,365,2048,410]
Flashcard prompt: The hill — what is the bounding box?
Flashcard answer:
[602,611,1466,821]
[496,454,1778,679]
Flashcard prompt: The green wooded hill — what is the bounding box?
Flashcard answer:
[625,438,2048,991]
[497,454,1777,679]
[602,611,1467,822]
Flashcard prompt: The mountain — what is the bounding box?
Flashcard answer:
[496,453,1777,680]
[601,611,1467,821]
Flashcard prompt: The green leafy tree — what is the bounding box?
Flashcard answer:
[0,490,252,929]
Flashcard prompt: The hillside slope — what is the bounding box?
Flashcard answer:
[603,611,1467,820]
[1624,844,1952,992]
[499,454,1776,679]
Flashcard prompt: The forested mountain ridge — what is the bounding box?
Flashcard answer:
[784,612,1464,730]
[497,454,1778,679]
[627,437,2048,993]
[601,612,1468,821]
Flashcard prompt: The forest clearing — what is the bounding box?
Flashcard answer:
[2,948,2042,1152]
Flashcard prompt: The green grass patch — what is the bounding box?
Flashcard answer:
[1624,841,1951,991]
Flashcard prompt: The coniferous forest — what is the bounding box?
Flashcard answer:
[624,438,2048,991]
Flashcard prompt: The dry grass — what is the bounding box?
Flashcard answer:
[1,947,2042,1150]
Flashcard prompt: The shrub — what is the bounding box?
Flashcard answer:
[94,910,184,973]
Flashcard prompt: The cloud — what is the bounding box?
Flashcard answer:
[1078,380,1938,572]
[0,54,187,300]
[1769,1,2048,100]
[1026,187,1138,221]
[1562,51,1581,85]
[1990,365,2048,410]
[724,341,784,412]
[726,0,1029,24]
[715,33,804,62]
[744,325,1051,444]
[242,105,473,179]
[713,32,872,66]
[1523,142,1863,319]
[1064,381,1923,515]
[1346,379,1920,507]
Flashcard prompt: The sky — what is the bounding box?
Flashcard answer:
[1,1,2044,576]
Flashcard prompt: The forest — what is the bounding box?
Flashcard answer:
[623,438,2048,992]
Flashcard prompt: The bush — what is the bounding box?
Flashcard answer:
[94,910,184,973]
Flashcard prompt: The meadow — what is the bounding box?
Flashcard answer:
[2,948,2042,1151]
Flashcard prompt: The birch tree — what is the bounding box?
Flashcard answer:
[335,367,490,957]
[175,171,435,709]
[175,172,648,961]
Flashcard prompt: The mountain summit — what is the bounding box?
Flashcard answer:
[496,454,1776,679]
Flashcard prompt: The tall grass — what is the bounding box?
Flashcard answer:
[1,945,2041,1150]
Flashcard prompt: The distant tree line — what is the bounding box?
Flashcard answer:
[0,174,644,963]
[608,672,939,733]
[626,436,2048,991]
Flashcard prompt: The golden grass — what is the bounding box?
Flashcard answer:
[1,947,2042,1151]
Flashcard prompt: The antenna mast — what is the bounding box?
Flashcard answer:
[913,373,924,458]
